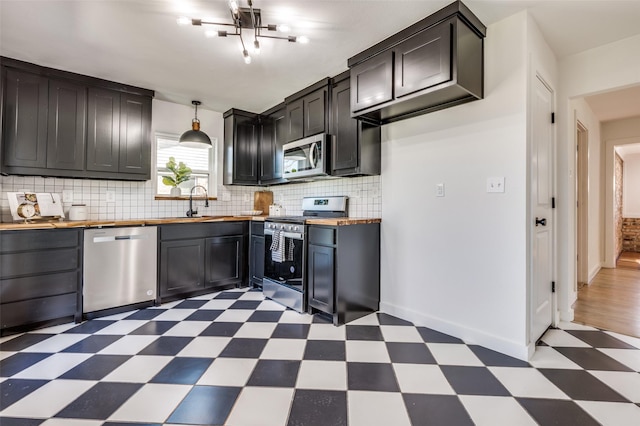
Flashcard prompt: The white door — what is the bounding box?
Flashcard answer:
[531,75,554,343]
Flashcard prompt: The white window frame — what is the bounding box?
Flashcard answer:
[154,132,218,199]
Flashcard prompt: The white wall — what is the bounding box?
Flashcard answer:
[557,34,640,319]
[380,11,531,360]
[623,153,640,217]
[570,99,602,281]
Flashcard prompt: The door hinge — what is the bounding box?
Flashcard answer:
[552,197,556,209]
[551,112,555,124]
[552,281,556,293]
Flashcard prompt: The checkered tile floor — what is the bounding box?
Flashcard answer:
[1,288,640,426]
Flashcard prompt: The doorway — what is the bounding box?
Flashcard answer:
[576,122,588,289]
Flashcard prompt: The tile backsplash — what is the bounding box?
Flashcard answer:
[0,175,381,222]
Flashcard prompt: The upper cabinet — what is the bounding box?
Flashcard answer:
[259,104,286,184]
[1,57,154,181]
[348,0,486,125]
[223,109,259,185]
[330,71,381,177]
[284,78,330,142]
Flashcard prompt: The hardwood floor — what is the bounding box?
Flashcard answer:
[573,263,640,338]
[617,251,640,269]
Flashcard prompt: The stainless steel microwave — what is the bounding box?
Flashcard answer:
[282,134,330,180]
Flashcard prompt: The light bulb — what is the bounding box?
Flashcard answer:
[253,40,261,55]
[176,16,190,26]
[205,30,216,38]
[229,0,239,14]
[297,35,309,44]
[277,24,290,33]
[243,50,252,64]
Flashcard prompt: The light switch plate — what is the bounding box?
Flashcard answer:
[243,193,250,202]
[487,177,505,193]
[436,183,445,197]
[106,190,116,203]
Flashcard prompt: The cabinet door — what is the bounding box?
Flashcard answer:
[285,98,304,142]
[394,22,452,98]
[307,243,335,314]
[119,93,151,175]
[303,89,327,137]
[260,107,285,182]
[350,50,394,113]
[233,115,259,184]
[249,235,265,286]
[159,240,205,298]
[331,78,359,173]
[86,87,120,172]
[47,79,86,170]
[2,69,49,169]
[205,236,244,289]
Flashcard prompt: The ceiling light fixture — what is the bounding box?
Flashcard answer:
[177,0,308,64]
[179,101,212,148]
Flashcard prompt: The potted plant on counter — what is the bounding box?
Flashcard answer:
[163,157,192,196]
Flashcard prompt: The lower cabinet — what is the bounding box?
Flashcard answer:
[158,222,247,302]
[0,228,82,335]
[307,223,380,325]
[249,221,265,288]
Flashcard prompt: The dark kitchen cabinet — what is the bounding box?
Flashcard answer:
[249,221,265,288]
[159,239,206,299]
[285,78,330,142]
[348,1,486,124]
[158,221,247,302]
[1,56,154,180]
[223,108,259,185]
[0,229,82,336]
[87,90,151,176]
[307,223,380,325]
[259,104,286,183]
[330,71,381,177]
[2,68,50,169]
[205,236,244,290]
[46,79,87,171]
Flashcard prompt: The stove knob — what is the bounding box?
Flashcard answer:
[293,226,299,232]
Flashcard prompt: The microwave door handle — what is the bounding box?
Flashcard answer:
[309,143,318,168]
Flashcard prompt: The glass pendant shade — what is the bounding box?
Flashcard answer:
[179,101,212,148]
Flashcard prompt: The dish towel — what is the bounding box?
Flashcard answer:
[286,239,295,262]
[270,230,285,263]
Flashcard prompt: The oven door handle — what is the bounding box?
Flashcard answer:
[264,229,304,240]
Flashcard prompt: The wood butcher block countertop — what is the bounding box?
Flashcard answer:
[0,216,380,231]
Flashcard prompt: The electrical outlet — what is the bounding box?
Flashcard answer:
[106,190,116,203]
[222,192,231,202]
[487,177,505,193]
[243,193,250,202]
[436,183,445,197]
[62,190,74,203]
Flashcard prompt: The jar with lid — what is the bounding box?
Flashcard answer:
[69,204,88,221]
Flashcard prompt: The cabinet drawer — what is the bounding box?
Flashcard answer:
[251,221,265,236]
[1,229,80,253]
[160,222,245,241]
[1,271,79,303]
[1,293,77,330]
[308,226,336,246]
[1,248,79,278]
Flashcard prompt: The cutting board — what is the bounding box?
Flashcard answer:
[254,191,273,215]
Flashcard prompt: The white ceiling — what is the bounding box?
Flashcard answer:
[1,0,640,115]
[583,85,640,122]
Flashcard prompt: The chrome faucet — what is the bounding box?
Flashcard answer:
[186,185,209,217]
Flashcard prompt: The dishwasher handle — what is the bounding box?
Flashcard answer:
[93,234,150,243]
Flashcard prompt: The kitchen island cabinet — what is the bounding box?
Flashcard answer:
[0,228,82,336]
[158,221,248,302]
[307,223,380,325]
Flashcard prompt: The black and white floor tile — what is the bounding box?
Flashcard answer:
[1,288,640,425]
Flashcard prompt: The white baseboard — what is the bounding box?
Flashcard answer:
[588,264,602,284]
[379,301,530,361]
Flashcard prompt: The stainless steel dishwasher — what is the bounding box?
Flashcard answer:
[83,226,157,315]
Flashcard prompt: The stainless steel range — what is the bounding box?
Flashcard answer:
[263,196,348,312]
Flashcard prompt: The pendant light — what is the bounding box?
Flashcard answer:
[179,101,212,148]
